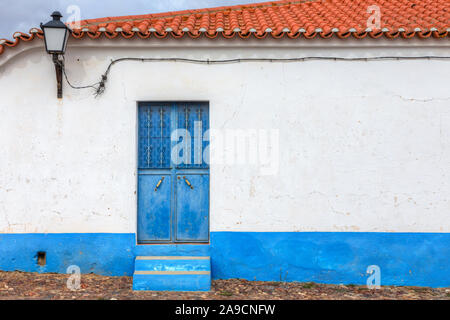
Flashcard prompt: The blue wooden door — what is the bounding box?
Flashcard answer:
[137,102,209,243]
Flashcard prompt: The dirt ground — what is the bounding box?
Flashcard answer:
[0,271,449,300]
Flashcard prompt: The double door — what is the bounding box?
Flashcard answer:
[137,102,209,243]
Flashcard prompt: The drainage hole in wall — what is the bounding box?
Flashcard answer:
[37,251,46,266]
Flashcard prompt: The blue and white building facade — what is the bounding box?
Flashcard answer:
[0,31,449,288]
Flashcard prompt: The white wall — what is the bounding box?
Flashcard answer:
[0,37,449,233]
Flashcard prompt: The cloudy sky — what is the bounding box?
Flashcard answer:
[0,0,264,39]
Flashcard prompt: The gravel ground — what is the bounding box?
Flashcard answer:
[0,271,449,300]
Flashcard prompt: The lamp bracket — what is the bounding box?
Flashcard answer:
[52,54,63,99]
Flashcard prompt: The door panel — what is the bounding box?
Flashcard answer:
[137,174,172,242]
[176,174,209,242]
[138,104,171,169]
[176,103,209,168]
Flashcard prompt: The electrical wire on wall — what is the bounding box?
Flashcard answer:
[61,56,101,91]
[61,56,450,97]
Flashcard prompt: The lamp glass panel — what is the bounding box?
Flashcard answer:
[63,30,69,52]
[44,27,67,52]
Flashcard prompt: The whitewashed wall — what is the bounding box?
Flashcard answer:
[0,37,449,233]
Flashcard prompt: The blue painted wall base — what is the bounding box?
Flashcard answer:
[0,233,135,276]
[210,232,450,288]
[0,232,449,287]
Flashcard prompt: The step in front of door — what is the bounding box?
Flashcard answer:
[132,256,211,291]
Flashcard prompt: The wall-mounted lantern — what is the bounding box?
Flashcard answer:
[40,11,71,99]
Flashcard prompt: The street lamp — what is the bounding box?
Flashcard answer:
[41,11,71,98]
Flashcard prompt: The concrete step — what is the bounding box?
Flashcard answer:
[132,256,211,291]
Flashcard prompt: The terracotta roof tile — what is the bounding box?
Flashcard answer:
[1,0,449,59]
